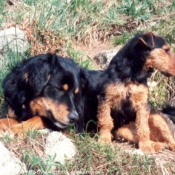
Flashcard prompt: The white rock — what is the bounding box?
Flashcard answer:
[0,27,28,53]
[93,49,118,69]
[0,141,27,175]
[38,128,51,135]
[124,149,144,156]
[45,131,76,164]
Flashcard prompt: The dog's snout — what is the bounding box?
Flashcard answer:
[68,112,79,123]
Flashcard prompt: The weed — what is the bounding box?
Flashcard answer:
[2,134,13,144]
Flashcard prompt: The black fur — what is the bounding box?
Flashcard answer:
[93,33,172,130]
[2,33,175,135]
[2,53,85,132]
[80,69,103,131]
[162,105,175,124]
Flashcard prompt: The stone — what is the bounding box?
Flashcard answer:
[0,27,28,53]
[45,131,76,164]
[0,141,27,175]
[124,149,144,156]
[93,49,118,69]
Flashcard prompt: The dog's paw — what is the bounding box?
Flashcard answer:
[99,131,112,143]
[168,142,175,151]
[139,141,155,154]
[151,141,164,152]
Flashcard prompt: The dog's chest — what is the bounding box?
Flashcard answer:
[104,82,148,127]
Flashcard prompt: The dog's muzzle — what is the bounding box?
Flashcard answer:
[68,111,79,124]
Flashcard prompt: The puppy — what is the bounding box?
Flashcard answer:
[97,32,175,153]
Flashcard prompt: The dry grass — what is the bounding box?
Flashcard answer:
[1,130,175,174]
[0,0,175,174]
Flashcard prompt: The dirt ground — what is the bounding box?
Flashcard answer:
[115,141,175,174]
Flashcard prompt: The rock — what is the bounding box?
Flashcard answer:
[124,149,144,156]
[45,131,76,164]
[93,49,118,69]
[0,141,27,175]
[0,27,28,53]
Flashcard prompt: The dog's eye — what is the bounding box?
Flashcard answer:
[165,48,170,53]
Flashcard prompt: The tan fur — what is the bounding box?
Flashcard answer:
[128,84,155,152]
[30,97,69,124]
[7,107,17,118]
[0,118,20,131]
[0,97,70,137]
[23,72,29,82]
[74,87,79,94]
[97,83,160,153]
[63,84,69,91]
[117,113,175,151]
[11,116,47,136]
[97,35,175,153]
[0,116,47,137]
[98,83,126,142]
[144,44,175,76]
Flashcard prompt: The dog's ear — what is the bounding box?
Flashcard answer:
[139,32,154,49]
[26,66,51,96]
[23,54,55,96]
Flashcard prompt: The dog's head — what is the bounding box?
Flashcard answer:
[138,32,175,76]
[108,32,175,82]
[3,54,85,130]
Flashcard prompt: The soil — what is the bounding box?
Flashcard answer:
[72,40,115,60]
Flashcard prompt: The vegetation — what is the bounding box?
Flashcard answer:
[0,0,175,174]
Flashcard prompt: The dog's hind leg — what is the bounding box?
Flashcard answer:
[116,122,138,143]
[149,113,175,151]
[116,121,164,152]
[116,123,165,153]
[117,113,175,152]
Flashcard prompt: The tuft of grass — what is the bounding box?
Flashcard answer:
[67,47,97,69]
[22,150,60,175]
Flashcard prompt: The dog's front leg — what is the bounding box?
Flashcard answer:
[97,101,113,142]
[135,103,155,153]
[131,84,162,153]
[11,116,48,137]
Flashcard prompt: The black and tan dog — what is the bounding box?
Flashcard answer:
[0,53,86,135]
[97,32,175,153]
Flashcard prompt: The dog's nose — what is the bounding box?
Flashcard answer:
[68,112,79,123]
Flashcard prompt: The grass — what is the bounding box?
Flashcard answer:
[1,131,164,174]
[1,0,175,174]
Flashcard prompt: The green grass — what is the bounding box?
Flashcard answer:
[1,0,175,174]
